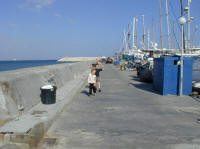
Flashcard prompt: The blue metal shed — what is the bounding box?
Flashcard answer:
[153,56,193,95]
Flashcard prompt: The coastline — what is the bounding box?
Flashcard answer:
[0,60,71,72]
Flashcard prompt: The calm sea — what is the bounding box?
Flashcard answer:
[0,60,72,72]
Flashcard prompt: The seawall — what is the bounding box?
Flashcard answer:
[0,61,91,122]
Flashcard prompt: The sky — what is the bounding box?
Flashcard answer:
[0,0,199,60]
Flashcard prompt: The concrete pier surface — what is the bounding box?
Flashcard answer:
[38,64,200,149]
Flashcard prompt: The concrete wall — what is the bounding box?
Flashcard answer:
[58,57,100,62]
[0,61,91,121]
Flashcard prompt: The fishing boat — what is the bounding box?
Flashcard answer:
[193,81,200,93]
[116,0,200,86]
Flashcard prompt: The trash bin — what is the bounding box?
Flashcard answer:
[40,85,57,104]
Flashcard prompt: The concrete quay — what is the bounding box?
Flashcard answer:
[0,61,92,148]
[0,61,92,120]
[1,64,200,149]
[38,64,200,149]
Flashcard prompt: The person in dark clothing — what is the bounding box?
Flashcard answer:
[95,64,104,92]
[91,63,97,68]
[90,59,99,69]
[90,61,98,69]
[89,83,96,96]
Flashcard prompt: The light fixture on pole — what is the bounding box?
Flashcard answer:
[178,16,186,96]
[179,16,186,25]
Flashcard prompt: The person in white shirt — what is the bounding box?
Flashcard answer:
[88,69,97,96]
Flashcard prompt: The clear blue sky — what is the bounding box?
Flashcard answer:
[0,0,199,60]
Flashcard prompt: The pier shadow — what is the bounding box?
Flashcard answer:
[129,83,155,93]
[128,75,159,94]
[129,75,140,81]
[129,75,153,83]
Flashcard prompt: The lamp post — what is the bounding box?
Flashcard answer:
[179,16,186,96]
[184,0,193,50]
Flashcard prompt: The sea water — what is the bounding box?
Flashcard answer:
[0,60,73,72]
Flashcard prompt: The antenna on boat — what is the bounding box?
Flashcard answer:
[159,0,164,49]
[166,0,171,49]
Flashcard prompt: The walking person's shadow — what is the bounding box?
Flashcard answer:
[80,85,90,96]
[81,90,90,96]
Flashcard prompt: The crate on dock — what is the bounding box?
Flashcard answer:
[153,56,193,95]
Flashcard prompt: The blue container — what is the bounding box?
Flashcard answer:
[153,57,193,95]
[113,60,120,65]
[182,57,193,95]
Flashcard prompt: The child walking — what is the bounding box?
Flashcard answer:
[88,69,97,96]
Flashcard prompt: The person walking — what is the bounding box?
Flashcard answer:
[95,64,104,92]
[88,69,97,96]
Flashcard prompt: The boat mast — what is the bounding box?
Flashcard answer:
[128,24,131,51]
[142,15,146,49]
[187,0,192,50]
[148,29,150,49]
[191,25,198,48]
[159,0,164,49]
[132,17,135,50]
[123,29,127,52]
[172,19,180,49]
[166,0,171,49]
[152,17,156,47]
[180,0,186,51]
[120,32,124,52]
[135,17,138,50]
[172,19,176,49]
